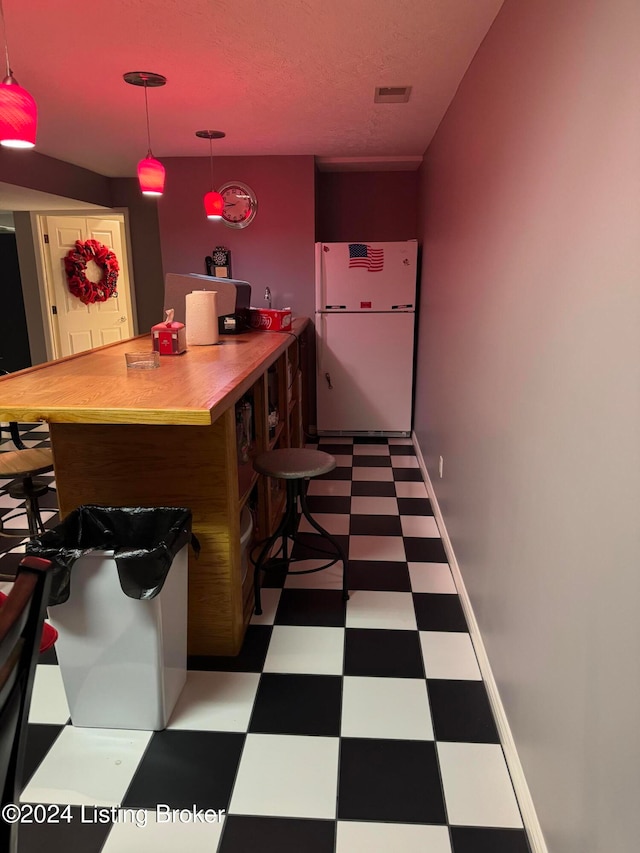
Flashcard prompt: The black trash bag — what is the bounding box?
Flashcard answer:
[26,505,200,606]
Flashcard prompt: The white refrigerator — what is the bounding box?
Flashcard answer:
[315,240,418,436]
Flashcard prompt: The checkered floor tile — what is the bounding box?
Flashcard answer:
[0,428,532,852]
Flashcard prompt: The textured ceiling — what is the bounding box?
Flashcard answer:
[2,0,503,177]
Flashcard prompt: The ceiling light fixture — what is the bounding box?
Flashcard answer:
[123,71,166,197]
[0,0,37,148]
[196,130,226,220]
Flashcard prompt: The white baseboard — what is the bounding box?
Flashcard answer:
[411,432,548,853]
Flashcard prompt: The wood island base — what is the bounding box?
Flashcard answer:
[51,415,243,656]
[0,319,309,657]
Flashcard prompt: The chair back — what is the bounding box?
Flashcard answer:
[0,557,52,853]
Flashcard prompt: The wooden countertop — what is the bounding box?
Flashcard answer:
[0,318,308,426]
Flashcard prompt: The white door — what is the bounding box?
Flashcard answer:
[316,312,415,434]
[43,215,135,357]
[315,241,417,312]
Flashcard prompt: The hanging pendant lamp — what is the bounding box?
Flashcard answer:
[0,0,37,148]
[123,71,166,196]
[196,130,225,220]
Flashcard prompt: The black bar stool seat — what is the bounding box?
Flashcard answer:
[252,448,349,615]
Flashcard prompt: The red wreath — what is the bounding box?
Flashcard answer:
[64,239,119,305]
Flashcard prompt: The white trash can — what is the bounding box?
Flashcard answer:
[48,544,188,731]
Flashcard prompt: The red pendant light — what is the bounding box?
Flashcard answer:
[137,155,165,197]
[204,190,224,219]
[0,1,37,148]
[124,71,166,197]
[196,130,226,220]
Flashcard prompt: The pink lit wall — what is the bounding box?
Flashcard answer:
[316,171,419,242]
[413,0,640,849]
[110,178,164,332]
[157,155,316,320]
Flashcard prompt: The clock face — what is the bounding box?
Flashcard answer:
[219,182,258,229]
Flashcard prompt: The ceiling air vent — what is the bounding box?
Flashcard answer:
[374,86,411,104]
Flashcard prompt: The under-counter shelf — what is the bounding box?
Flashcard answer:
[268,421,285,450]
[234,326,309,645]
[238,456,259,507]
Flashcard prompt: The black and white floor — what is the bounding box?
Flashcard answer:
[1,426,531,852]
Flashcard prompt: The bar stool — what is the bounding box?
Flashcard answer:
[252,448,349,615]
[0,448,54,541]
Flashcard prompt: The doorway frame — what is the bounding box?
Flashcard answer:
[32,208,139,361]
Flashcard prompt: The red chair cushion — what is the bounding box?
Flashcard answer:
[0,590,58,653]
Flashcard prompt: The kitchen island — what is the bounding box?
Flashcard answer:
[0,318,309,655]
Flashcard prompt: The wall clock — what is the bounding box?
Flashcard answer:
[219,182,258,229]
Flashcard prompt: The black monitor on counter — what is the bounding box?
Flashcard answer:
[163,273,252,334]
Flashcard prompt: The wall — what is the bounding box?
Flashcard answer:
[0,149,111,207]
[414,2,640,851]
[157,156,316,320]
[0,233,31,371]
[110,179,164,332]
[13,212,48,365]
[315,171,419,242]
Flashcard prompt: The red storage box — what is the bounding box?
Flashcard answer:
[248,308,292,331]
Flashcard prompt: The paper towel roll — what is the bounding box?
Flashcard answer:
[185,291,219,345]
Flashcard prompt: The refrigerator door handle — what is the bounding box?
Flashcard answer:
[324,372,333,390]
